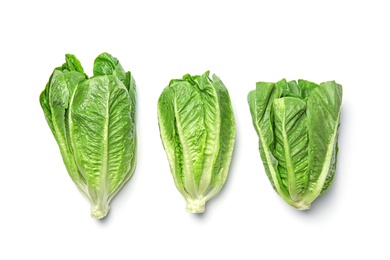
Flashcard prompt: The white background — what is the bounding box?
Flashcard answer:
[1,0,389,259]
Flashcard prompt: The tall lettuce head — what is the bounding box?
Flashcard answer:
[40,53,137,219]
[248,79,342,210]
[158,71,235,213]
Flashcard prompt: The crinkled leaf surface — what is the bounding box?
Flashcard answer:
[306,81,342,199]
[70,76,135,218]
[272,97,308,202]
[92,53,137,198]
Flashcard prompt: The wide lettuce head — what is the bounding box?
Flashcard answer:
[248,79,342,209]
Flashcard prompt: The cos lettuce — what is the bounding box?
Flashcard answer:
[158,72,235,213]
[40,53,136,219]
[248,79,342,209]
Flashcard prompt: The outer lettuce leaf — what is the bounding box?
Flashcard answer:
[158,71,235,213]
[70,76,135,218]
[248,79,342,209]
[207,75,235,200]
[92,53,137,200]
[39,55,89,198]
[247,82,288,199]
[272,97,308,202]
[305,81,342,200]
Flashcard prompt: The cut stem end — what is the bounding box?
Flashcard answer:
[291,202,311,210]
[91,203,110,219]
[186,199,206,213]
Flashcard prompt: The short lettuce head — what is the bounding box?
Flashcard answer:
[248,79,342,210]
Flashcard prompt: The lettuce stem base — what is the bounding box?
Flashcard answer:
[186,199,206,213]
[90,203,110,219]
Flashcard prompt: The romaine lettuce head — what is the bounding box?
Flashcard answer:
[158,71,235,213]
[40,53,136,219]
[248,79,342,210]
